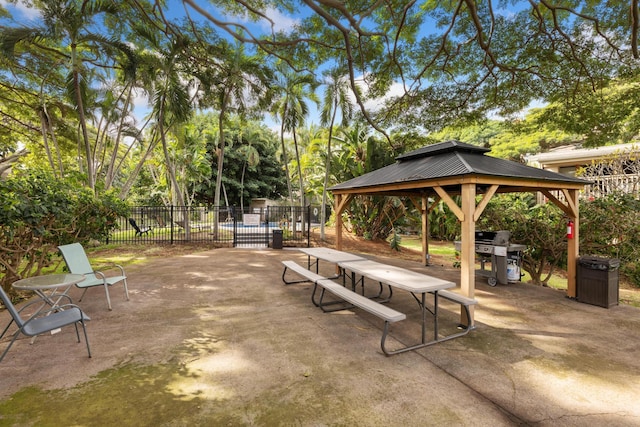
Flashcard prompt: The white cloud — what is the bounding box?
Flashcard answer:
[353,75,406,112]
[260,7,299,33]
[131,87,150,112]
[0,0,41,21]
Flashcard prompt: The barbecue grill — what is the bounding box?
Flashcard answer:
[455,231,526,286]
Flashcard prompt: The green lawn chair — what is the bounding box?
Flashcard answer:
[58,243,130,310]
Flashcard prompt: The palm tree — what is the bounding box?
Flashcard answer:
[0,0,136,191]
[238,133,261,212]
[202,39,273,232]
[319,66,356,239]
[332,124,369,179]
[133,26,194,209]
[271,63,319,207]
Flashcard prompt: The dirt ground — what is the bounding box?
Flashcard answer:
[1,230,639,426]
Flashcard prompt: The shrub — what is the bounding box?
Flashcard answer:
[0,171,129,293]
[580,192,640,287]
[478,194,567,285]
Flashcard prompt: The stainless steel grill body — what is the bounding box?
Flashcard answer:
[455,231,526,286]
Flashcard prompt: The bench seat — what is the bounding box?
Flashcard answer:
[282,260,325,284]
[437,290,477,307]
[312,278,406,356]
[282,260,406,355]
[314,279,406,323]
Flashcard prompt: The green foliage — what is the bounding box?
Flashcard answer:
[430,116,580,161]
[389,231,401,251]
[348,196,405,241]
[195,114,288,207]
[478,194,567,285]
[427,200,461,241]
[539,80,640,147]
[332,132,404,240]
[580,192,640,287]
[0,170,129,293]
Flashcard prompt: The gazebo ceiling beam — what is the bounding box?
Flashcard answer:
[541,189,579,218]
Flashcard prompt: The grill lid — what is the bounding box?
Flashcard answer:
[475,230,510,245]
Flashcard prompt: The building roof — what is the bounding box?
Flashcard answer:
[330,140,590,195]
[526,142,640,168]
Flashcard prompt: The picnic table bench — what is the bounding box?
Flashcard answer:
[282,260,326,285]
[435,290,478,332]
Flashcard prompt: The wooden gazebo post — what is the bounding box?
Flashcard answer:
[335,194,343,250]
[421,195,429,266]
[459,183,476,324]
[542,188,580,298]
[410,194,439,266]
[334,193,352,251]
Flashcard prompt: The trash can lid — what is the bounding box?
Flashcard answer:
[578,256,620,269]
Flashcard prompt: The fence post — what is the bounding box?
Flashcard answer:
[233,207,237,247]
[306,205,311,247]
[264,206,269,247]
[170,205,174,244]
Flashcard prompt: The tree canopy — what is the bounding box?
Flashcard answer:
[183,1,640,139]
[2,0,640,203]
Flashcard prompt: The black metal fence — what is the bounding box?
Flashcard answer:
[109,205,321,248]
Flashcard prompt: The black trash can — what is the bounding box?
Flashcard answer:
[272,229,283,249]
[577,256,620,308]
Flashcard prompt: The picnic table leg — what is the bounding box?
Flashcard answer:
[421,292,427,344]
[433,291,439,341]
[306,255,319,273]
[416,292,438,345]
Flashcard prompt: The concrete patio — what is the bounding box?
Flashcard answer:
[1,247,639,426]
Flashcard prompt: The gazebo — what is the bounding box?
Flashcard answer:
[329,140,590,324]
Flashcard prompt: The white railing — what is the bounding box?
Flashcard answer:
[581,174,640,199]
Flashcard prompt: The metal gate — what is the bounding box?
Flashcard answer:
[232,205,311,248]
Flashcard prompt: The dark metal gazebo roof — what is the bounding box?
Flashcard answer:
[330,140,590,195]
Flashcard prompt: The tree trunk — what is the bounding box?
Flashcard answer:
[105,84,133,190]
[72,61,95,190]
[321,100,338,240]
[213,90,231,238]
[279,107,294,205]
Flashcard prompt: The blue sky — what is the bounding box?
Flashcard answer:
[0,0,40,20]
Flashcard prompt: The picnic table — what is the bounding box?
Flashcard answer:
[283,247,477,355]
[338,259,457,354]
[297,247,366,273]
